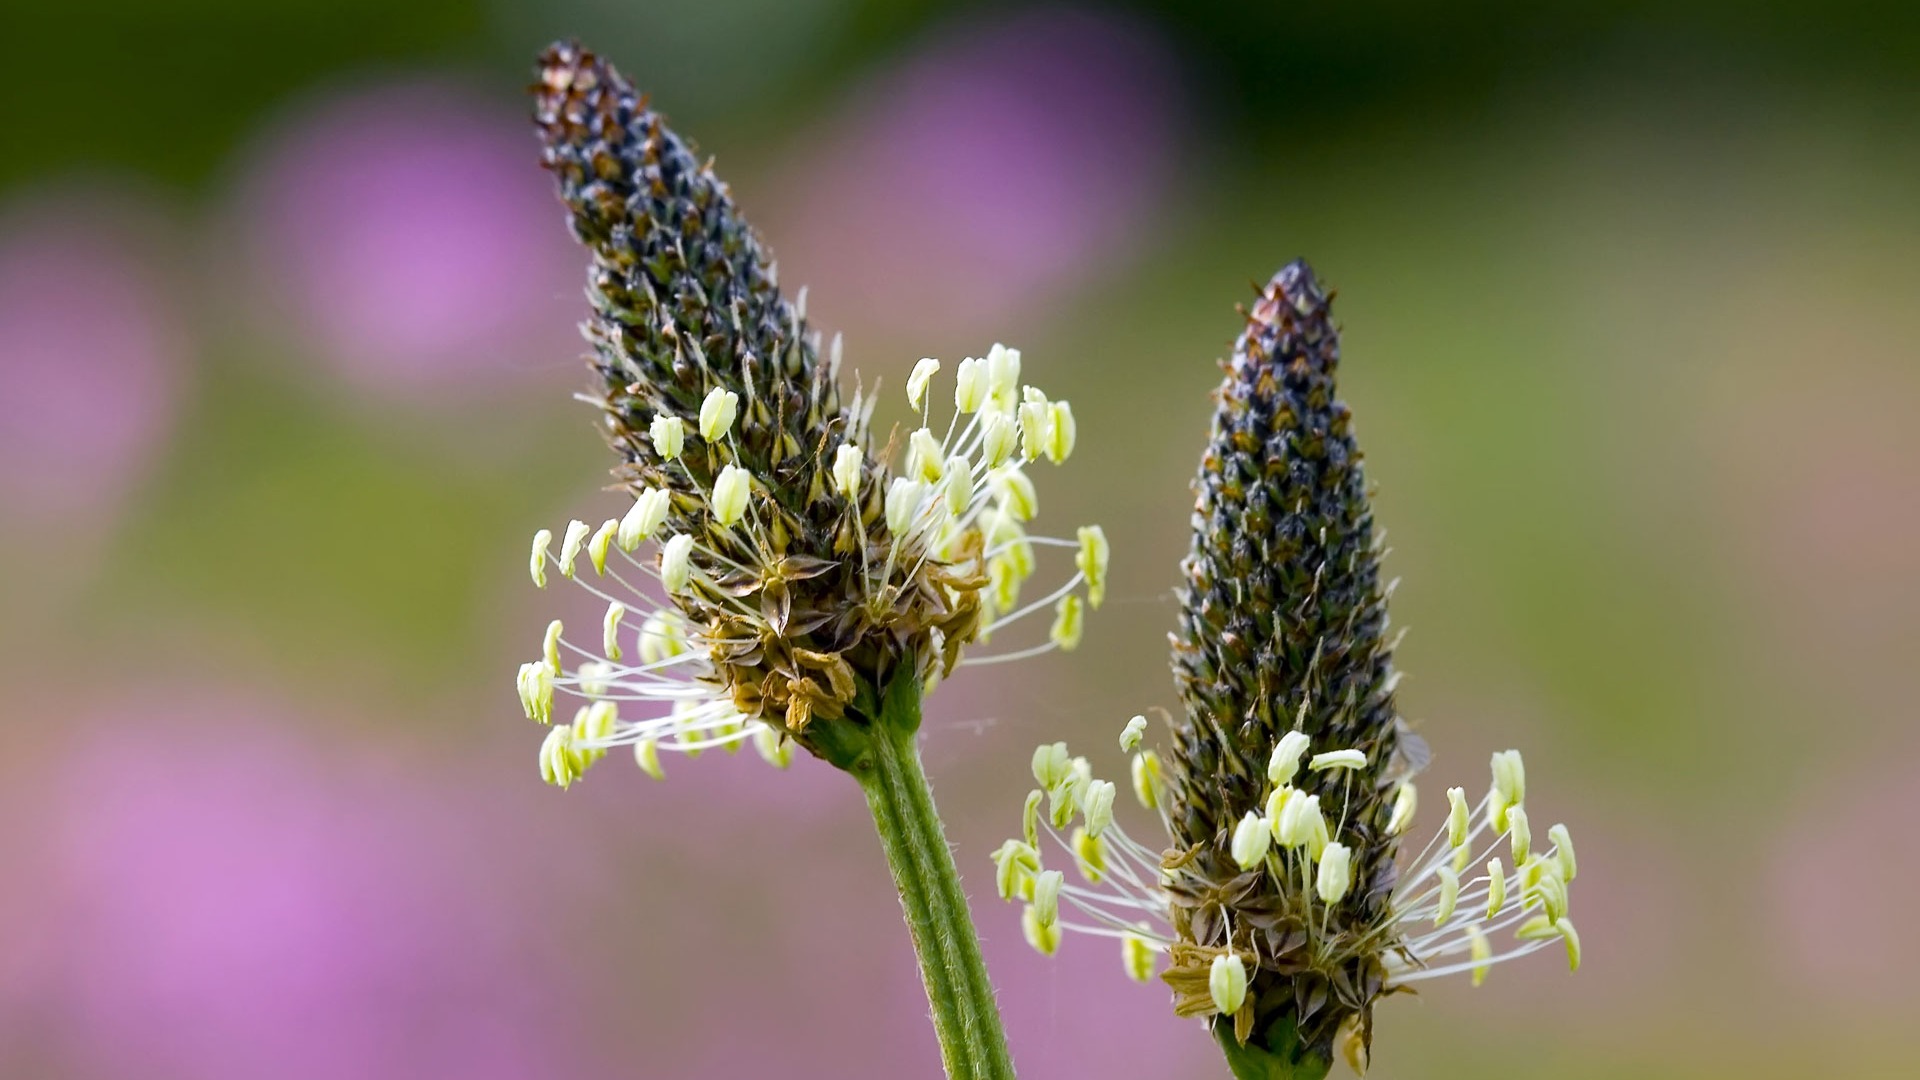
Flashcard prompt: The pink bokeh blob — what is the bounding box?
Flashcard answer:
[1767,744,1920,1011]
[0,693,614,1079]
[766,7,1183,338]
[0,200,183,521]
[236,79,581,403]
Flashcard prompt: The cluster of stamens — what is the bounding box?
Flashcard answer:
[516,345,1107,787]
[993,719,1580,1030]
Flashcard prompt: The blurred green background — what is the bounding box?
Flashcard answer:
[3,1,1917,1077]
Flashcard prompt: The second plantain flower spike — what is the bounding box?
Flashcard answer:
[993,261,1583,1079]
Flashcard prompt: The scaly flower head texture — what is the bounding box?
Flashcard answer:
[991,261,1581,1078]
[520,42,1104,785]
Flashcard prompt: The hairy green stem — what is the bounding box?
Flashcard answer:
[1215,1020,1333,1080]
[852,679,1016,1080]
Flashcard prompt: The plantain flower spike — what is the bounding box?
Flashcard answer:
[520,42,1104,787]
[990,262,1583,1077]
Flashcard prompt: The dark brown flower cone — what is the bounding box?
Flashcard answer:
[1166,259,1419,1066]
[532,40,856,513]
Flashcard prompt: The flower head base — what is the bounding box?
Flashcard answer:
[520,43,1103,785]
[991,262,1583,1074]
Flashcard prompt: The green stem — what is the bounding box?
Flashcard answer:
[1214,1018,1332,1080]
[851,678,1016,1080]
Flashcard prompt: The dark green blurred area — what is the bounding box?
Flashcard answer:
[5,1,1918,1077]
[10,0,1920,186]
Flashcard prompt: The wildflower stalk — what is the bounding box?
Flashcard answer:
[525,41,1107,1079]
[850,674,1016,1080]
[986,261,1585,1078]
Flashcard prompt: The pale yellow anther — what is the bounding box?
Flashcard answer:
[1044,401,1076,463]
[751,724,792,769]
[1076,525,1109,608]
[941,456,974,515]
[539,724,580,788]
[1317,842,1354,904]
[660,534,694,594]
[907,357,940,411]
[1492,748,1527,804]
[990,467,1038,522]
[558,519,591,579]
[587,519,618,575]
[986,343,1022,409]
[575,661,613,699]
[633,738,664,779]
[698,387,738,441]
[1022,789,1044,848]
[1023,904,1062,956]
[1434,865,1460,925]
[1467,925,1492,987]
[980,411,1019,468]
[1072,827,1107,883]
[1048,763,1088,829]
[529,528,552,588]
[1130,750,1163,811]
[1031,742,1071,788]
[619,488,670,551]
[1031,869,1063,927]
[991,839,1040,900]
[1268,731,1311,785]
[711,464,751,527]
[907,428,945,483]
[580,699,618,745]
[885,478,926,537]
[954,356,987,414]
[1446,786,1471,848]
[1387,782,1418,835]
[1122,930,1156,983]
[1119,715,1147,752]
[1277,792,1329,859]
[602,601,627,661]
[1508,804,1532,864]
[1520,854,1548,894]
[1232,811,1271,870]
[1210,953,1248,1016]
[563,706,602,765]
[1083,780,1117,838]
[1557,918,1582,972]
[670,699,707,760]
[516,661,555,725]
[1265,785,1294,829]
[1531,869,1569,925]
[1050,594,1084,651]
[638,612,687,664]
[542,619,564,673]
[649,414,685,460]
[832,443,863,499]
[1018,390,1051,463]
[1486,858,1507,917]
[1550,823,1577,881]
[975,409,1021,468]
[1310,748,1368,772]
[714,707,746,755]
[1490,748,1526,830]
[1516,914,1560,942]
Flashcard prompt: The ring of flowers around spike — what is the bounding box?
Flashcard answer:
[515,345,1110,785]
[993,719,1582,1073]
